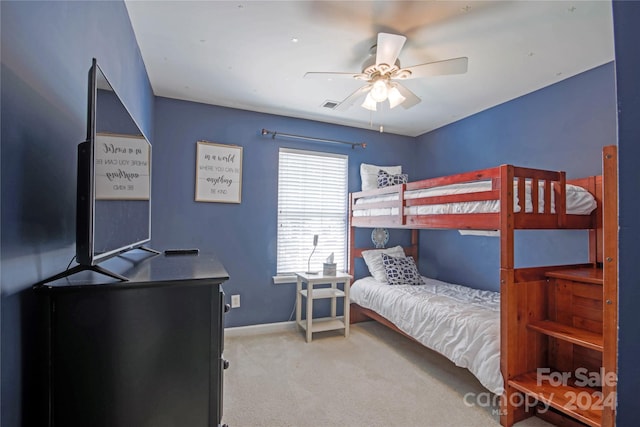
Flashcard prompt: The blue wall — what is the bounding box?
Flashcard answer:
[1,1,153,426]
[612,2,640,425]
[414,63,617,291]
[151,97,416,327]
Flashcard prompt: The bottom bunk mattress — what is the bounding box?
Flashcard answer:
[350,276,503,395]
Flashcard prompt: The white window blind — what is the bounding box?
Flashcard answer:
[277,148,348,275]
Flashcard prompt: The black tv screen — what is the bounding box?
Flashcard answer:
[76,59,152,266]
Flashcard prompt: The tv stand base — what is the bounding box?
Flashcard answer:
[139,245,161,255]
[33,264,127,288]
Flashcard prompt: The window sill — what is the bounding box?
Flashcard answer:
[273,275,297,285]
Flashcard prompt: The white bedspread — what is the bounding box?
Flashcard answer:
[353,180,596,217]
[350,276,504,394]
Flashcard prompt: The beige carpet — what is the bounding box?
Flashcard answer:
[222,321,552,427]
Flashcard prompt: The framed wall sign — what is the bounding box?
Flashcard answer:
[95,133,150,200]
[195,141,243,203]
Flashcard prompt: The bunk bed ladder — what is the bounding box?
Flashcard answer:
[501,146,618,427]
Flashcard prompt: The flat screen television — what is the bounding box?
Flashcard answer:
[33,59,155,287]
[74,59,154,279]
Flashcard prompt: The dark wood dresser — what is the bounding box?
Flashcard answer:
[34,250,230,427]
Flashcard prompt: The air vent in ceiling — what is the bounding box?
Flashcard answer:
[322,100,339,109]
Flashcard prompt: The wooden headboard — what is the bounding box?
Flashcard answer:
[348,229,419,278]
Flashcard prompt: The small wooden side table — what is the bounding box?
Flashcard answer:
[295,272,352,342]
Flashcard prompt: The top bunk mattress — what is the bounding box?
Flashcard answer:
[350,275,503,394]
[353,180,596,217]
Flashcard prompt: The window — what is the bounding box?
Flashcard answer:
[276,148,348,276]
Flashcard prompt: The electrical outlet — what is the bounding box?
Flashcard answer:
[231,294,240,308]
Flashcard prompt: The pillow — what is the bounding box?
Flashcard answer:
[360,163,402,191]
[361,245,406,282]
[377,169,408,188]
[381,253,423,286]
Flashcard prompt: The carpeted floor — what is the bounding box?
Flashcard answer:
[222,321,552,427]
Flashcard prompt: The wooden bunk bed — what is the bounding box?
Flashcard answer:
[347,146,617,427]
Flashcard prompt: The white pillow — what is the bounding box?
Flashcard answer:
[361,245,406,282]
[360,163,402,191]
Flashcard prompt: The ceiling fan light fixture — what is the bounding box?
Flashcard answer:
[362,92,377,111]
[306,32,465,113]
[370,79,389,102]
[388,85,406,109]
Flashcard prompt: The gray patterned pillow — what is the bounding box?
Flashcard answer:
[381,253,423,286]
[377,169,408,188]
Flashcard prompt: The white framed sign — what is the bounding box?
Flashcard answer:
[195,141,243,203]
[95,133,150,200]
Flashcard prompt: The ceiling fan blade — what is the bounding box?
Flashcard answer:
[304,72,356,80]
[335,85,372,111]
[376,33,406,67]
[394,83,421,109]
[401,57,468,79]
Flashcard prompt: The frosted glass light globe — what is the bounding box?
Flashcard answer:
[370,79,389,102]
[388,86,406,109]
[361,92,377,111]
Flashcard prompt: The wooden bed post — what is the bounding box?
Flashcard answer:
[601,145,618,426]
[499,165,515,270]
[411,229,418,259]
[593,175,604,265]
[499,164,526,427]
[348,193,355,277]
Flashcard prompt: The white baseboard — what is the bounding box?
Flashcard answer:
[224,321,297,337]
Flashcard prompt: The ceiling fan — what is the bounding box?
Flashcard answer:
[304,33,468,111]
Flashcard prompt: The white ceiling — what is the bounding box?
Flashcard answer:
[125,1,615,137]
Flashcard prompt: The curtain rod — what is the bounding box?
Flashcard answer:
[261,129,366,149]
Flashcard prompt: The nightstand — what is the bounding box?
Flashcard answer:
[295,272,352,342]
